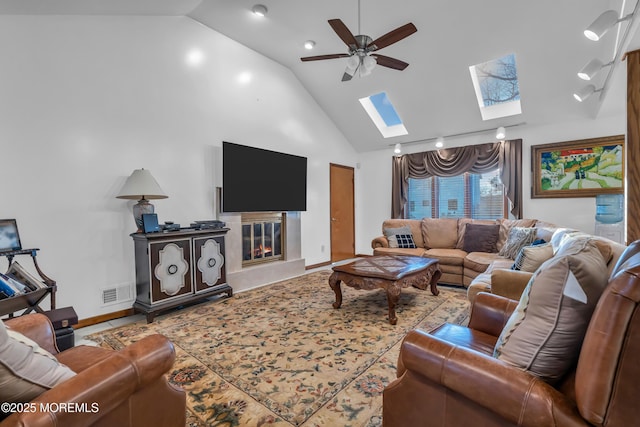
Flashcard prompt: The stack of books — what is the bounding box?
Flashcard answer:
[0,261,47,300]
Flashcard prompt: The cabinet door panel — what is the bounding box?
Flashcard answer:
[149,239,192,303]
[193,236,226,292]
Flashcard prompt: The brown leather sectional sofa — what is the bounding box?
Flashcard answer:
[383,240,640,426]
[1,313,185,427]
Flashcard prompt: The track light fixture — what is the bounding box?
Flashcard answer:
[394,143,401,154]
[584,10,632,41]
[435,137,444,148]
[577,58,613,81]
[573,84,603,102]
[496,126,506,140]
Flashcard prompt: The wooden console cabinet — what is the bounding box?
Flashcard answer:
[131,228,232,323]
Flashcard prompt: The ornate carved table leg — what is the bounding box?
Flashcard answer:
[328,272,343,309]
[430,268,442,296]
[385,282,402,325]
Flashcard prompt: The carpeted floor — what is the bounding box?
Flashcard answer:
[86,270,470,427]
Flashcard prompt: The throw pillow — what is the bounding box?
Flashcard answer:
[0,320,76,405]
[462,223,500,253]
[493,238,608,382]
[512,241,553,272]
[498,227,538,259]
[384,226,414,248]
[395,234,417,249]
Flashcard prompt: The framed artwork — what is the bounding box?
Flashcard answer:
[531,135,624,198]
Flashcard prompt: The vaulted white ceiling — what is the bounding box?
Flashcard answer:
[2,0,638,152]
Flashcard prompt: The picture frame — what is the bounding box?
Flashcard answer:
[531,135,624,198]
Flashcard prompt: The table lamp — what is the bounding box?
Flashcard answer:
[116,168,168,232]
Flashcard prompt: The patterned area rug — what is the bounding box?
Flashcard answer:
[86,270,470,426]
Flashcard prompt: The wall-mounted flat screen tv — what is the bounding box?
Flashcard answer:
[222,141,307,212]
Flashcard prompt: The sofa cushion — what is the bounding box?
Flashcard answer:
[464,252,506,274]
[423,248,467,266]
[512,242,554,272]
[462,224,500,253]
[498,219,537,252]
[421,218,458,249]
[382,220,425,248]
[373,247,426,257]
[493,238,608,382]
[533,220,558,242]
[456,219,497,249]
[0,321,76,405]
[384,226,417,248]
[499,227,538,259]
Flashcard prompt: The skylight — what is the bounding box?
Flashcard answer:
[469,53,522,121]
[359,92,408,138]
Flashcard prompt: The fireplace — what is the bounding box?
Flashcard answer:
[241,213,285,266]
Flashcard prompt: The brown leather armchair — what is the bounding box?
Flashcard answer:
[1,313,186,427]
[383,241,640,427]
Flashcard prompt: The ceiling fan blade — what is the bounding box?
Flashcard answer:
[371,54,409,70]
[367,23,417,51]
[301,53,350,62]
[328,19,358,47]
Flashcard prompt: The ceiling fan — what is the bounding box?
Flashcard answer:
[300,6,417,81]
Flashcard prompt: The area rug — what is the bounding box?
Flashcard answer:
[85,269,470,426]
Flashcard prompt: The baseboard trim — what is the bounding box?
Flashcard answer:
[75,308,135,329]
[306,254,372,271]
[305,261,332,270]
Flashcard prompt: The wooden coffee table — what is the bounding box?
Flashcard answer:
[328,255,441,325]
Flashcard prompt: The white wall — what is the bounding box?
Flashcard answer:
[0,15,358,319]
[356,109,626,255]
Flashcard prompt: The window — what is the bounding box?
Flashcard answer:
[359,92,408,138]
[407,169,504,219]
[469,53,522,121]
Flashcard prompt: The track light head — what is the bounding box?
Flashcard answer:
[573,84,603,102]
[435,137,444,148]
[584,10,630,41]
[578,59,609,80]
[394,143,401,154]
[496,126,506,140]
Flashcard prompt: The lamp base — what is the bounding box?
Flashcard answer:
[133,199,155,232]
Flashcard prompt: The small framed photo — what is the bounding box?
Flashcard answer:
[531,135,624,198]
[0,219,22,252]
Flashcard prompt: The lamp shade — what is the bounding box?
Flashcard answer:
[116,169,167,200]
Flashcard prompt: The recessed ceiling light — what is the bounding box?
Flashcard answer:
[304,40,316,50]
[252,4,268,17]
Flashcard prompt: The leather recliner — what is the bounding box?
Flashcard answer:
[1,313,186,427]
[383,241,640,427]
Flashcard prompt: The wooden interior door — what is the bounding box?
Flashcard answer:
[330,163,355,262]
